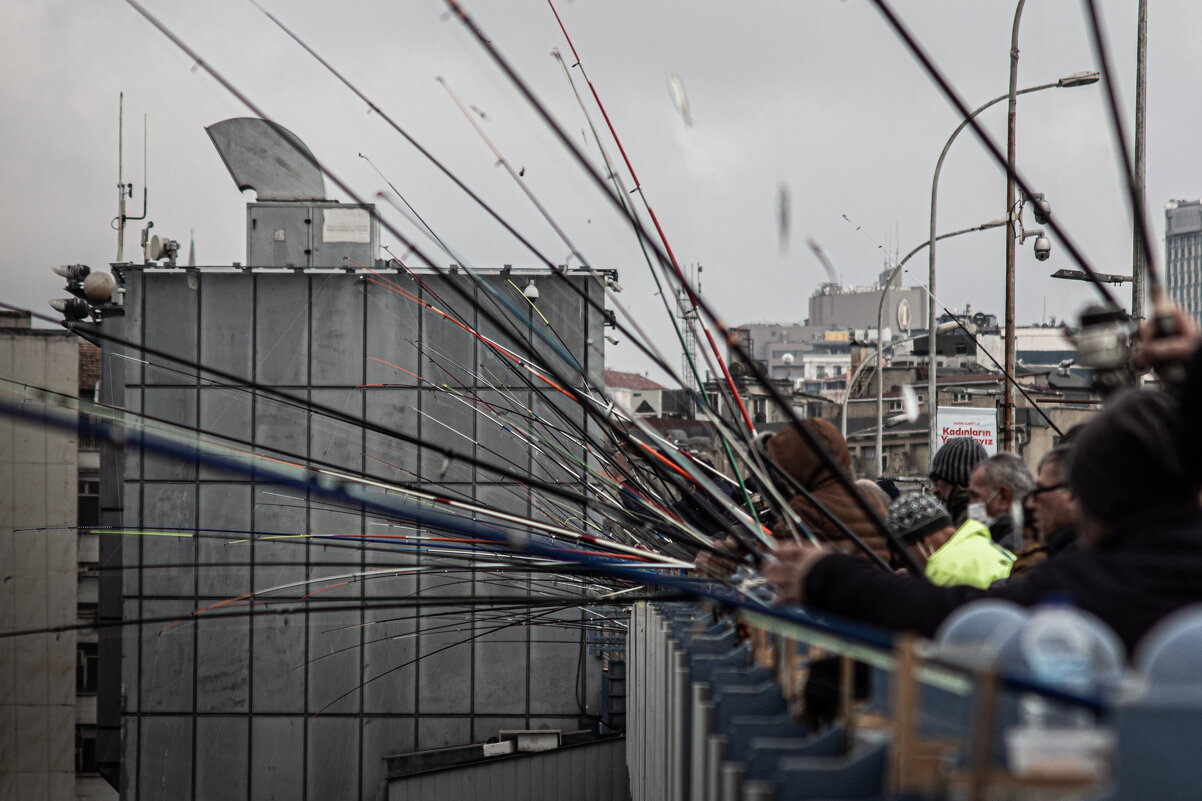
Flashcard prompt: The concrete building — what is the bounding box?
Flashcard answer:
[78,118,615,801]
[842,362,1099,478]
[734,272,924,386]
[807,271,927,335]
[0,312,117,800]
[605,369,687,418]
[1165,199,1202,325]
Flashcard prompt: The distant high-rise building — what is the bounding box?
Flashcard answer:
[1165,200,1202,325]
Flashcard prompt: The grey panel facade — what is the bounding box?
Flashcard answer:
[109,267,608,801]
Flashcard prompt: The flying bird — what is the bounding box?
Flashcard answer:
[777,183,791,254]
[668,73,694,127]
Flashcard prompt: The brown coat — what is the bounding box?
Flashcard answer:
[764,419,892,562]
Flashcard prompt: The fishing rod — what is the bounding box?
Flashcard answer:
[313,601,593,716]
[358,152,456,259]
[2,374,718,570]
[867,0,1119,310]
[1,392,776,611]
[351,265,763,546]
[119,2,877,570]
[1079,0,1187,382]
[2,592,676,641]
[6,304,629,518]
[443,0,924,574]
[237,1,786,538]
[167,12,794,568]
[466,53,715,414]
[540,46,774,540]
[245,0,705,403]
[1,373,676,558]
[545,0,757,437]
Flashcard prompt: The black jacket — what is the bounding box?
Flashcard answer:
[803,504,1202,655]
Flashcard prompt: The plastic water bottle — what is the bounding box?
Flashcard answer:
[1018,605,1121,728]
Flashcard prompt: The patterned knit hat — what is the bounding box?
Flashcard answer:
[929,436,987,487]
[887,492,952,543]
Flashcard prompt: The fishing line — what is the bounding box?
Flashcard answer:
[841,215,1067,437]
[239,0,784,538]
[248,0,701,403]
[443,0,921,572]
[106,4,896,580]
[5,377,699,569]
[358,151,456,258]
[544,0,756,436]
[866,0,1119,309]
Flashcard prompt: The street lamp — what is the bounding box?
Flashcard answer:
[926,68,1099,471]
[872,218,1006,476]
[1002,9,1103,453]
[1051,268,1132,285]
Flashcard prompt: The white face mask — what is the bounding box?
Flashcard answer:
[967,501,991,524]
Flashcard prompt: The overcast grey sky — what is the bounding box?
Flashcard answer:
[4,1,1200,381]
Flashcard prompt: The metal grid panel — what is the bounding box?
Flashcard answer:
[118,269,606,801]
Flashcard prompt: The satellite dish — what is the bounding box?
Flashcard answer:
[782,353,795,365]
[146,234,180,265]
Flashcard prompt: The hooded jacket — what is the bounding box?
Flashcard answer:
[765,419,892,563]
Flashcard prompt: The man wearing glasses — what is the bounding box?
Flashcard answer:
[1011,446,1079,577]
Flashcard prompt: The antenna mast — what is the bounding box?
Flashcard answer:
[676,263,702,399]
[117,93,125,262]
[114,93,148,262]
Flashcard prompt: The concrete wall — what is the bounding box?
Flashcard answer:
[387,737,627,801]
[111,268,607,801]
[808,286,927,333]
[0,325,80,801]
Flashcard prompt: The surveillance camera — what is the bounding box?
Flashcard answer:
[1031,192,1051,225]
[1033,234,1051,261]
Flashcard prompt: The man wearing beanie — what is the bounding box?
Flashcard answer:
[929,437,988,526]
[764,339,1202,654]
[888,493,1013,588]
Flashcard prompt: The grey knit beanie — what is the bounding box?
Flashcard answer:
[887,493,953,543]
[929,436,987,487]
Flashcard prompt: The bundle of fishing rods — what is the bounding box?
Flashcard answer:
[1,0,1182,686]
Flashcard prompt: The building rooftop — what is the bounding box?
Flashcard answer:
[604,369,668,391]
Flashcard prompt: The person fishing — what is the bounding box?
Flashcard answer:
[763,305,1202,655]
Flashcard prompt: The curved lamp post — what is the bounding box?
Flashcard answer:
[870,218,1006,475]
[925,69,1099,471]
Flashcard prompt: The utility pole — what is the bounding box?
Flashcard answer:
[1002,0,1027,453]
[1132,0,1148,322]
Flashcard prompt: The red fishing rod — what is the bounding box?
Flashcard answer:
[546,0,757,437]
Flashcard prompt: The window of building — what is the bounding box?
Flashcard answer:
[78,478,100,528]
[77,641,98,694]
[76,726,98,774]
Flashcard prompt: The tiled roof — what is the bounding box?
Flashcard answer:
[604,369,668,391]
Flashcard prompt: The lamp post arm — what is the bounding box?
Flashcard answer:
[874,218,1006,476]
[927,78,1056,471]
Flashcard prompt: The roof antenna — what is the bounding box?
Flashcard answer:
[114,93,148,263]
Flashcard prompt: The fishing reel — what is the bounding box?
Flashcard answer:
[1064,304,1139,394]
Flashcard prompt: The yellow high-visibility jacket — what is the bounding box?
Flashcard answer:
[925,519,1014,589]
